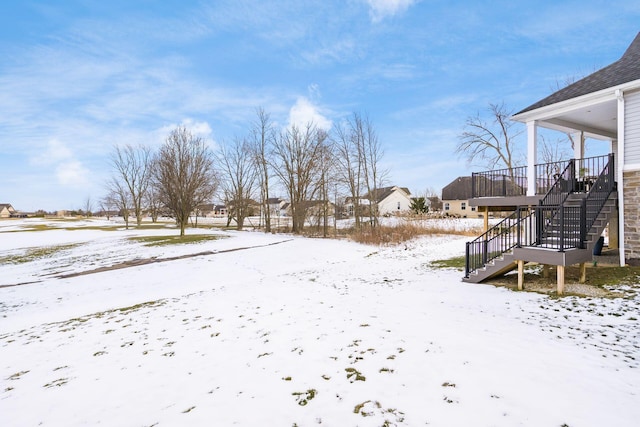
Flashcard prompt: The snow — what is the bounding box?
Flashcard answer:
[1,218,639,426]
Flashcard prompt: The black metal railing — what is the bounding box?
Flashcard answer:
[535,159,572,195]
[472,166,528,198]
[471,166,527,198]
[538,159,574,207]
[471,154,614,198]
[465,154,616,278]
[464,207,533,278]
[580,153,616,243]
[534,205,582,251]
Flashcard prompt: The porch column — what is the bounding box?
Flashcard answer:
[572,131,584,160]
[527,121,538,196]
[609,139,619,249]
[573,132,585,178]
[617,89,626,266]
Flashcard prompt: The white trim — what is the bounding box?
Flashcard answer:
[512,78,640,123]
[526,121,537,196]
[623,163,640,172]
[617,89,626,266]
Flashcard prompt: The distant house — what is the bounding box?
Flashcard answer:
[441,177,483,218]
[427,196,443,212]
[226,198,261,217]
[0,204,17,218]
[214,205,227,217]
[196,203,215,217]
[346,186,412,217]
[267,198,287,217]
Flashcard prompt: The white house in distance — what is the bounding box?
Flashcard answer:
[346,186,413,216]
[0,204,17,218]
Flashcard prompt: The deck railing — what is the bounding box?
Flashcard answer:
[465,154,615,278]
[471,155,614,198]
[471,165,527,198]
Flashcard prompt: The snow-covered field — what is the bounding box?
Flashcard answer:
[1,218,639,426]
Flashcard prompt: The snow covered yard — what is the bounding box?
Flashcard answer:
[1,218,639,426]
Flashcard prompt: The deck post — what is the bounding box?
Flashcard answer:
[483,207,489,232]
[579,262,587,283]
[517,260,524,290]
[557,265,565,295]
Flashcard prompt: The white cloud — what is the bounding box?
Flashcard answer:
[366,0,417,23]
[29,138,89,188]
[56,160,90,187]
[31,139,73,166]
[156,119,213,141]
[287,97,332,131]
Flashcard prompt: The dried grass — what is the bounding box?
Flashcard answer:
[344,221,479,245]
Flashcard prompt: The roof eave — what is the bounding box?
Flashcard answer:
[512,78,640,123]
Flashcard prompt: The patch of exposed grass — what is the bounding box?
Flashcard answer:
[7,370,29,380]
[345,367,366,382]
[489,264,640,297]
[0,244,80,265]
[128,234,224,247]
[2,221,121,233]
[429,256,466,270]
[292,389,317,406]
[43,378,68,388]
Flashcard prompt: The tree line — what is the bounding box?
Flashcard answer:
[103,109,387,236]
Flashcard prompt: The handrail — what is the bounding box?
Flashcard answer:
[464,207,533,278]
[580,153,615,244]
[465,154,616,278]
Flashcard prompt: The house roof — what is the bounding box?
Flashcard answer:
[364,186,411,203]
[515,32,640,116]
[442,177,473,201]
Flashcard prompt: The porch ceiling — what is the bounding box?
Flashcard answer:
[536,98,617,140]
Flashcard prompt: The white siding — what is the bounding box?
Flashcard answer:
[625,90,640,166]
[378,190,412,215]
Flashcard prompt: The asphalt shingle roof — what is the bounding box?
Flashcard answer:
[515,32,640,115]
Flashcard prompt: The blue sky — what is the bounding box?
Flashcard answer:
[1,0,639,212]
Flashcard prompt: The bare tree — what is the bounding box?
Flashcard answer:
[457,102,523,179]
[249,108,275,232]
[332,112,387,230]
[144,181,163,223]
[154,126,218,236]
[110,144,153,226]
[315,132,335,237]
[333,120,363,230]
[271,123,327,234]
[216,137,257,230]
[106,178,131,228]
[355,113,387,229]
[83,196,93,217]
[98,195,115,220]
